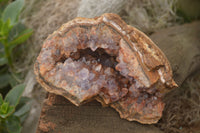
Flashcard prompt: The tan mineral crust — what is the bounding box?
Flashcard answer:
[34,13,177,124]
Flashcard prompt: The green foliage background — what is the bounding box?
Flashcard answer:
[0,0,32,132]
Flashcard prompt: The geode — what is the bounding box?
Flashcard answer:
[34,13,177,124]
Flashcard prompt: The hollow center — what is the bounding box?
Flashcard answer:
[69,47,132,90]
[70,48,118,69]
[55,47,132,104]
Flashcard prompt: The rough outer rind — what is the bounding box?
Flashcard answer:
[34,13,177,124]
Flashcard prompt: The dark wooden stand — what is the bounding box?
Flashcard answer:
[37,93,163,133]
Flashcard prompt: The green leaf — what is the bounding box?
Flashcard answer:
[0,73,10,89]
[9,72,22,87]
[0,102,15,118]
[8,22,26,42]
[1,19,11,37]
[0,102,8,114]
[8,75,19,88]
[14,103,30,117]
[0,57,7,66]
[7,105,15,116]
[0,94,3,105]
[8,28,32,51]
[4,84,25,107]
[14,102,30,123]
[15,96,30,110]
[0,19,3,33]
[2,0,24,26]
[6,115,22,133]
[14,97,31,123]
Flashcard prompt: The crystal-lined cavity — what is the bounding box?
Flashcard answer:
[34,13,177,124]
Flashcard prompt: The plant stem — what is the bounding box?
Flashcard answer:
[4,42,13,69]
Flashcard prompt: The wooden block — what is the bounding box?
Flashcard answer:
[37,93,163,133]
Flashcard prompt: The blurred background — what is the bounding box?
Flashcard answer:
[0,0,199,133]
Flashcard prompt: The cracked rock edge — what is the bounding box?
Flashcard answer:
[34,13,177,124]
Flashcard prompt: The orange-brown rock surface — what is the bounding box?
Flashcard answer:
[34,13,177,124]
